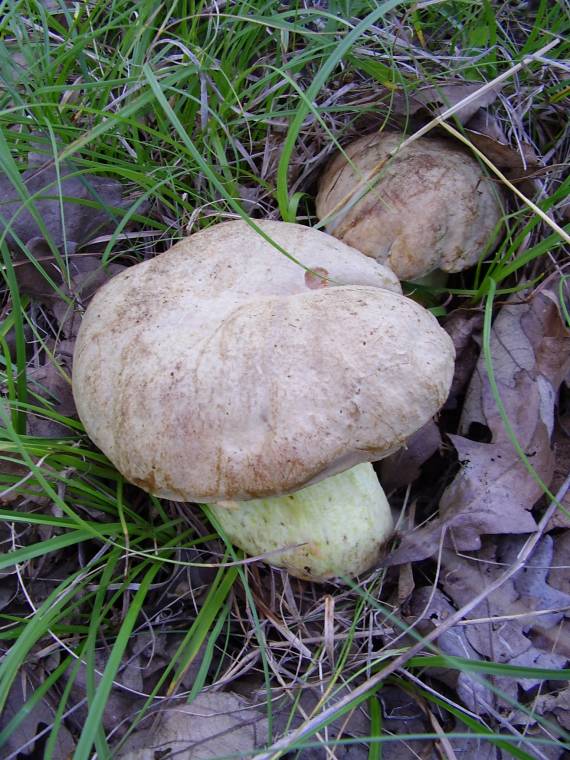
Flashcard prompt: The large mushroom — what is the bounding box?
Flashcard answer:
[316,131,504,281]
[72,220,455,580]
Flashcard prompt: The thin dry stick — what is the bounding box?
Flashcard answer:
[253,472,570,759]
[318,37,561,231]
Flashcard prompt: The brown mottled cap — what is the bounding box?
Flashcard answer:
[72,220,454,502]
[316,131,503,280]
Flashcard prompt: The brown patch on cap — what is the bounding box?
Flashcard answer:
[305,267,329,289]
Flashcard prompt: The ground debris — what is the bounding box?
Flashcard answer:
[116,692,269,760]
[386,280,570,565]
[411,81,502,124]
[0,160,128,253]
[0,673,75,760]
[442,308,484,411]
[408,586,494,714]
[404,533,570,720]
[379,420,442,492]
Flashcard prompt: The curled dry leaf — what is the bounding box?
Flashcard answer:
[465,109,541,170]
[386,280,570,565]
[382,81,501,125]
[375,79,541,188]
[379,420,441,492]
[443,308,484,410]
[411,82,502,125]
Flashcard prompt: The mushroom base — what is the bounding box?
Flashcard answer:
[207,462,393,581]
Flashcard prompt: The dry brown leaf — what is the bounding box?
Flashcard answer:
[408,586,493,714]
[0,675,75,759]
[529,619,570,661]
[547,426,570,530]
[440,539,567,705]
[66,650,144,741]
[26,360,76,437]
[379,420,441,492]
[374,686,432,760]
[412,82,501,124]
[117,692,268,760]
[549,531,570,597]
[0,458,31,505]
[385,82,501,125]
[0,163,127,252]
[516,686,570,734]
[447,735,500,760]
[505,534,570,625]
[443,308,484,410]
[465,109,541,170]
[16,253,127,437]
[12,237,74,300]
[386,282,570,565]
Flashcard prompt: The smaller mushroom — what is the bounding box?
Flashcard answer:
[316,131,503,281]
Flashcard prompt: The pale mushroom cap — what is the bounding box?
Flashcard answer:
[316,131,503,280]
[72,220,454,502]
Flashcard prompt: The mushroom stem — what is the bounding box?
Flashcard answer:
[207,462,393,581]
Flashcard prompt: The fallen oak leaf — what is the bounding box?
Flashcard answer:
[440,538,568,709]
[12,237,75,300]
[461,281,570,444]
[26,358,76,438]
[514,686,570,732]
[0,675,75,760]
[504,534,570,628]
[548,530,570,597]
[386,279,570,565]
[408,586,494,714]
[384,432,545,566]
[116,692,268,760]
[52,255,126,341]
[378,80,502,125]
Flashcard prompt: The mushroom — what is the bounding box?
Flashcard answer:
[72,220,455,580]
[316,131,503,281]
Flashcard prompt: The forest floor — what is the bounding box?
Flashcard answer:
[0,2,569,759]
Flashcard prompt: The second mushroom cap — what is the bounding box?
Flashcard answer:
[316,131,503,281]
